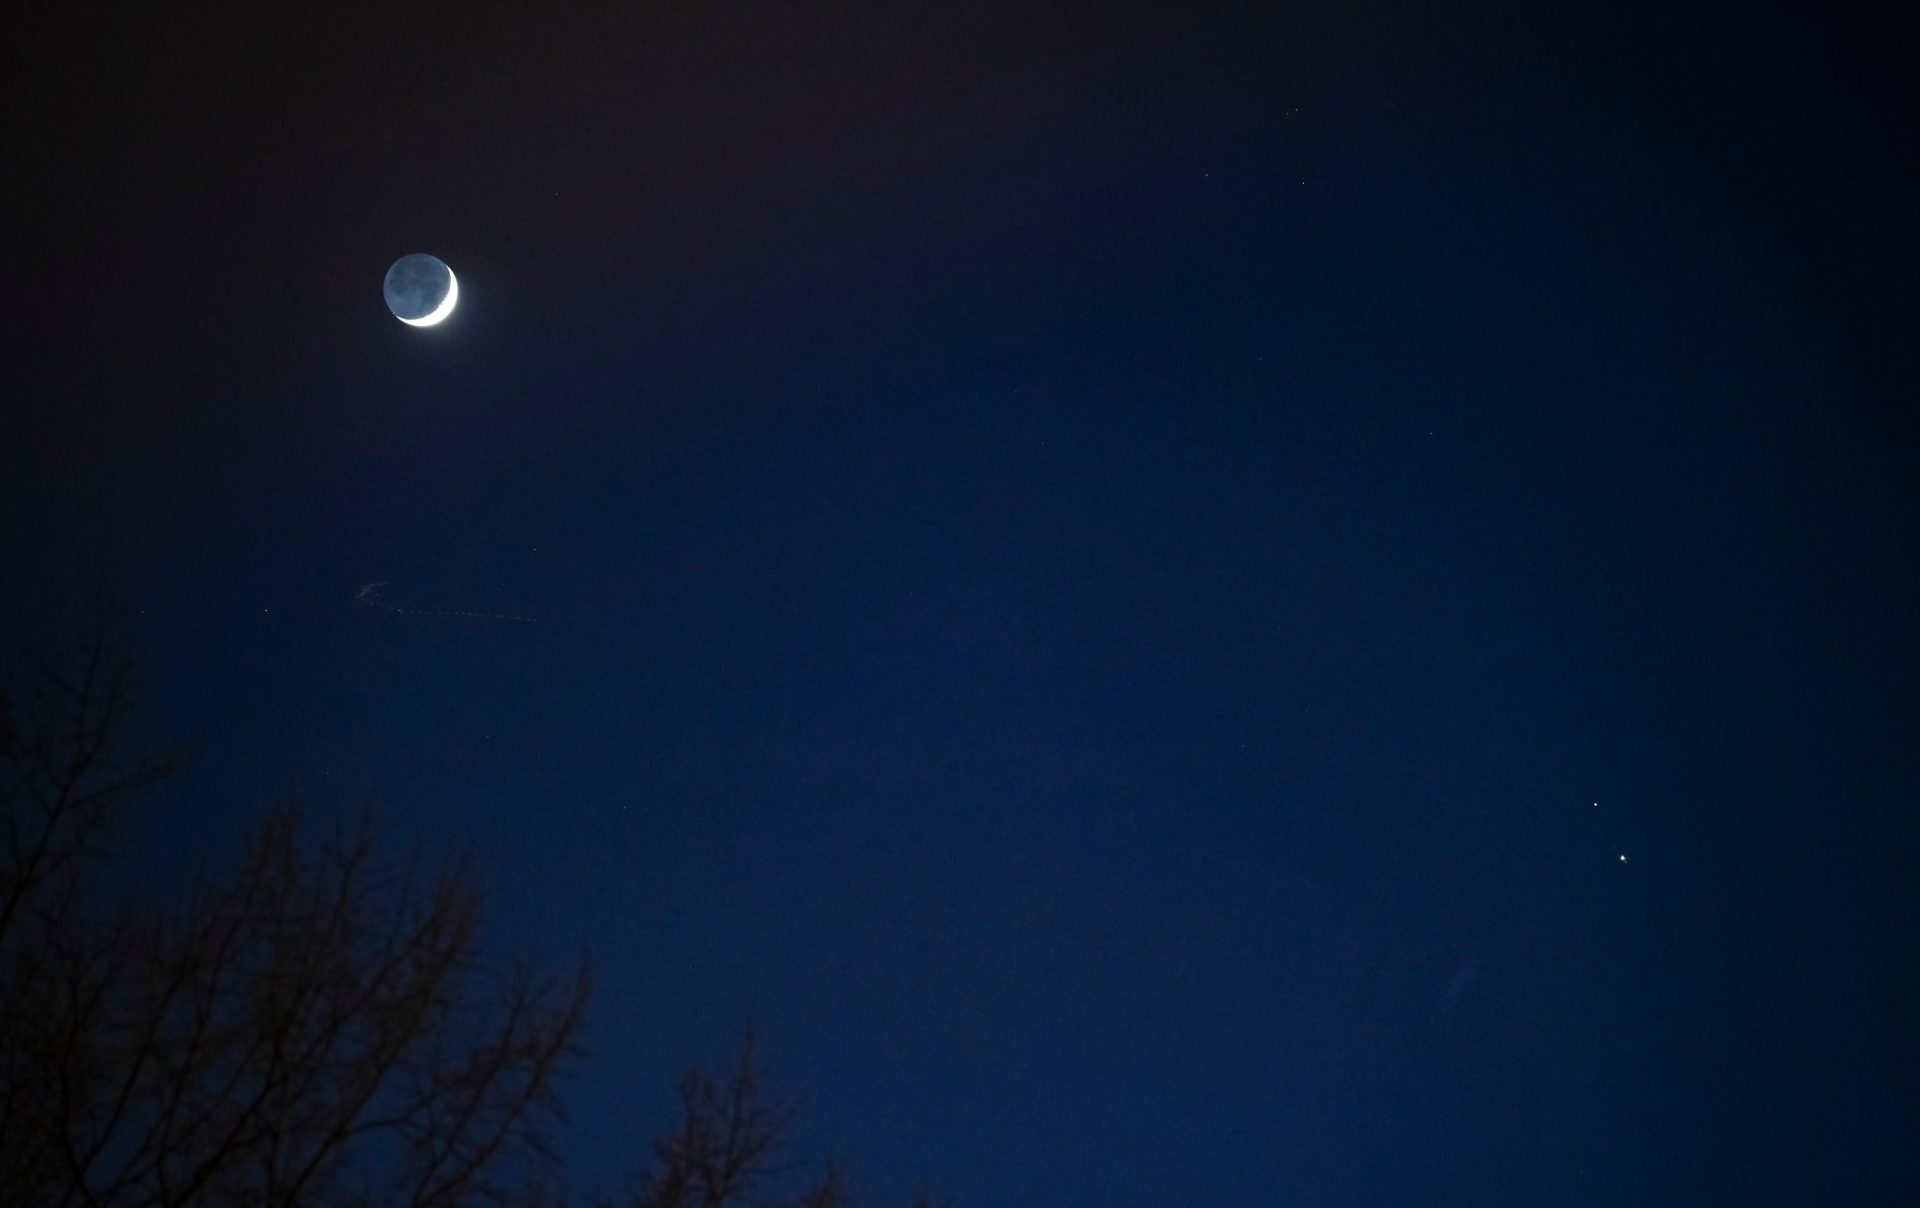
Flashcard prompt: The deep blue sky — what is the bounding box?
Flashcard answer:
[8,2,1914,1202]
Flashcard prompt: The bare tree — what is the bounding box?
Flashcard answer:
[1,607,589,1207]
[510,1033,942,1208]
[622,1035,847,1208]
[3,605,935,1207]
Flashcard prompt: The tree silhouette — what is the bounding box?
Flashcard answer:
[1,605,587,1205]
[622,1036,855,1208]
[2,605,939,1207]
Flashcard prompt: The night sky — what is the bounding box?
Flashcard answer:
[8,2,1915,1203]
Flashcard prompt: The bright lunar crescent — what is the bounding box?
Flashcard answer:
[383,253,458,326]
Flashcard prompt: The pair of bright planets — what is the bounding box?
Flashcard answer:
[1594,802,1628,863]
[382,253,458,327]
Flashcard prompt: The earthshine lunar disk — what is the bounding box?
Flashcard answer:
[383,253,457,326]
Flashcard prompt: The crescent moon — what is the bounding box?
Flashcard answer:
[399,268,458,327]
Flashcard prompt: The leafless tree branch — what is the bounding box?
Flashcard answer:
[5,607,929,1208]
[2,613,589,1208]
